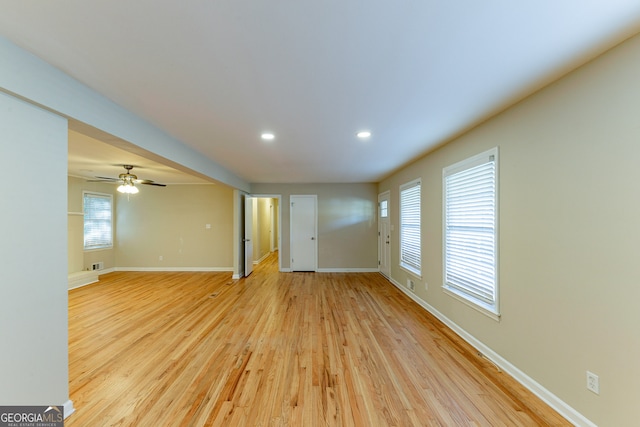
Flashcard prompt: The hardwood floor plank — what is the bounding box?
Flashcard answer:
[67,252,570,426]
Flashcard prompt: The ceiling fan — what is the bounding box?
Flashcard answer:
[89,165,166,194]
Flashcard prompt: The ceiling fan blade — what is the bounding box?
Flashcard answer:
[138,180,166,187]
[88,168,166,187]
[87,176,118,182]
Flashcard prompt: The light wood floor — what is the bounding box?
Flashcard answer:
[67,252,569,426]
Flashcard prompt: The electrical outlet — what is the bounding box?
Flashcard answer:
[425,282,428,291]
[586,371,599,395]
[159,255,163,261]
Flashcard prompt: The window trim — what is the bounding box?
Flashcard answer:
[399,178,422,277]
[83,191,114,251]
[442,148,499,320]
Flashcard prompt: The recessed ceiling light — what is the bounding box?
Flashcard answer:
[356,131,371,139]
[261,132,275,141]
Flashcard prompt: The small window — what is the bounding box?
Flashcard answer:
[380,200,388,218]
[443,148,499,319]
[83,192,113,250]
[400,179,421,276]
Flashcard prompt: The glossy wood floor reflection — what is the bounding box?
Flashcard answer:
[67,252,569,426]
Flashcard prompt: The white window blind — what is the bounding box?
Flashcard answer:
[444,148,498,315]
[83,192,113,250]
[400,179,421,275]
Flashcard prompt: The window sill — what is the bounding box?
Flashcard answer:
[443,285,500,322]
[84,247,113,252]
[400,263,421,280]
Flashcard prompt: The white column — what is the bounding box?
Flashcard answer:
[0,91,73,416]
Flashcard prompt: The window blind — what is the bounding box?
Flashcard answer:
[84,192,113,250]
[444,152,497,309]
[400,180,421,275]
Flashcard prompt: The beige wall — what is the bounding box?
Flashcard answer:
[115,183,234,269]
[67,176,117,273]
[379,32,640,426]
[251,183,378,270]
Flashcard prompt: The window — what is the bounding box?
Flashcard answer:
[443,148,498,318]
[400,179,421,276]
[380,200,388,218]
[83,192,113,250]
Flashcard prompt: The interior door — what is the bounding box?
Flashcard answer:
[378,191,391,278]
[244,196,254,277]
[290,195,317,272]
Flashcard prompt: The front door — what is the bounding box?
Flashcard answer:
[290,195,317,271]
[378,191,390,278]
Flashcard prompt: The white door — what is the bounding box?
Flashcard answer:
[378,192,391,278]
[244,196,254,277]
[290,195,317,271]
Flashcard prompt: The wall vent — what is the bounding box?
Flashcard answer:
[407,279,415,291]
[91,262,104,271]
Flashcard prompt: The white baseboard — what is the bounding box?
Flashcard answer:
[279,268,378,273]
[387,277,596,427]
[115,267,233,272]
[67,271,98,289]
[68,268,120,290]
[253,252,270,265]
[63,399,74,419]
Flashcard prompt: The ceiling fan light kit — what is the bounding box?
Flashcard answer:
[89,165,167,194]
[117,181,139,194]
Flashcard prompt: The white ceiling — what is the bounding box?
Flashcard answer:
[2,1,640,184]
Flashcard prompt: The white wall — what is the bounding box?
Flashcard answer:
[379,32,640,427]
[0,92,71,412]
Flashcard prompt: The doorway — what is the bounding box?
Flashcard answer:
[244,195,281,276]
